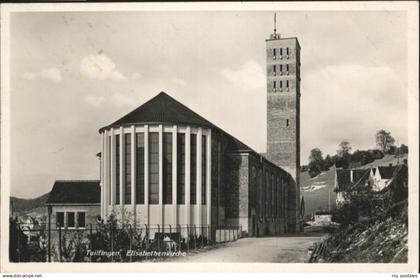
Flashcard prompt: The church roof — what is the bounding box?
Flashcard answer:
[46,180,100,205]
[99,92,218,133]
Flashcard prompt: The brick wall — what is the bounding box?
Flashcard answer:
[223,153,249,229]
[266,36,301,233]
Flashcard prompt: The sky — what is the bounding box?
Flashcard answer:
[9,11,408,198]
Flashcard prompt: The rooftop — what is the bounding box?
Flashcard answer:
[99,92,217,133]
[335,168,371,192]
[377,166,397,179]
[45,180,100,205]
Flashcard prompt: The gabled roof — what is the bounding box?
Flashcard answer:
[46,180,100,205]
[377,166,397,179]
[99,92,217,133]
[352,169,371,184]
[335,168,370,192]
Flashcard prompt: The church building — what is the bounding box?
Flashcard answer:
[98,27,301,236]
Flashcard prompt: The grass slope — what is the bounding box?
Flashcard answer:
[300,168,336,218]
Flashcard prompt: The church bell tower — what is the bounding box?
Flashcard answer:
[266,13,301,231]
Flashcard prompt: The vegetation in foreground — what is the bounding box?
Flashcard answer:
[311,164,408,263]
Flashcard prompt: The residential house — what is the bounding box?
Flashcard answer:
[45,180,101,229]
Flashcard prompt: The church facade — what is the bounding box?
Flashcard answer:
[99,29,301,236]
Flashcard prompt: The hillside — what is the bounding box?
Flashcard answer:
[310,164,408,263]
[300,154,408,219]
[319,215,407,262]
[359,153,407,169]
[10,192,49,215]
[300,167,336,219]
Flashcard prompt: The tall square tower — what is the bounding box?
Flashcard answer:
[266,28,301,228]
[266,31,300,183]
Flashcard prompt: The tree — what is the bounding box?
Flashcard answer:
[308,148,324,177]
[375,129,395,154]
[332,181,377,226]
[368,149,385,160]
[337,140,352,157]
[350,150,374,166]
[336,141,352,169]
[398,144,409,154]
[324,154,335,170]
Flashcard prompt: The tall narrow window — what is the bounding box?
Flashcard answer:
[286,47,289,55]
[149,132,159,204]
[67,212,75,228]
[136,133,145,204]
[272,174,275,217]
[286,119,289,127]
[283,182,287,218]
[77,212,86,228]
[125,134,131,205]
[273,65,276,75]
[280,80,283,89]
[266,172,269,218]
[286,80,289,89]
[286,64,289,73]
[163,133,172,204]
[56,212,64,228]
[276,177,280,217]
[273,48,276,57]
[280,64,283,73]
[278,177,282,218]
[280,48,283,56]
[261,170,265,218]
[190,134,197,204]
[273,81,276,90]
[202,135,207,204]
[108,137,112,205]
[177,134,185,204]
[258,169,262,218]
[115,135,120,205]
[251,166,257,204]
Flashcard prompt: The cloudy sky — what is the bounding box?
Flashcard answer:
[9,10,408,198]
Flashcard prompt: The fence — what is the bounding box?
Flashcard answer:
[308,241,326,263]
[10,220,242,262]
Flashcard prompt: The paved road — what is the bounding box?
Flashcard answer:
[172,233,324,263]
